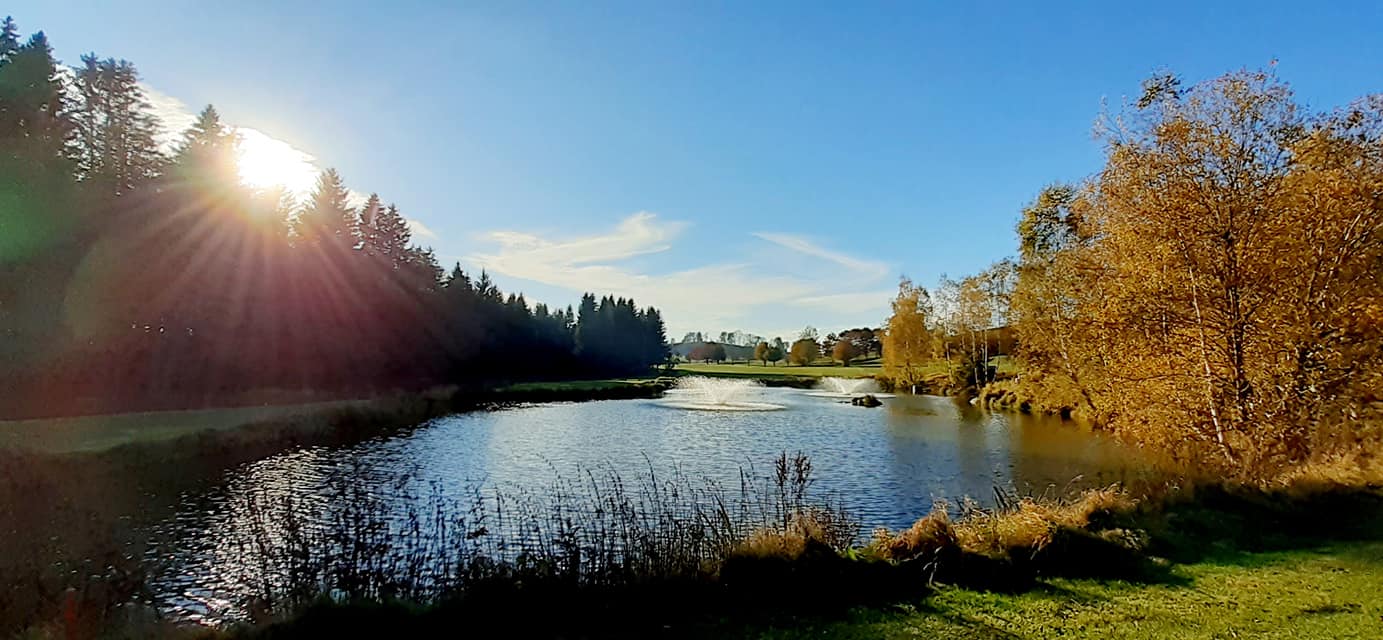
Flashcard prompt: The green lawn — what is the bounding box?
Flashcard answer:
[0,400,367,454]
[0,380,663,455]
[496,378,659,392]
[679,357,1020,382]
[678,362,885,379]
[733,541,1383,639]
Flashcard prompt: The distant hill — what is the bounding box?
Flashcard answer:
[669,341,756,361]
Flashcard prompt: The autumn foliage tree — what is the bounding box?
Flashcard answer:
[881,277,938,389]
[788,338,819,366]
[839,328,881,358]
[831,339,858,366]
[1010,183,1110,417]
[1012,68,1383,473]
[689,342,727,363]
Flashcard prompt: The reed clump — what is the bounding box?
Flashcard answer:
[7,443,1383,638]
[184,452,857,623]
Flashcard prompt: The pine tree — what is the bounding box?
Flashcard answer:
[475,270,501,302]
[72,54,164,195]
[296,168,355,248]
[355,192,380,248]
[400,246,442,291]
[575,293,598,357]
[169,105,239,189]
[444,263,471,293]
[0,17,19,62]
[366,202,412,266]
[0,32,75,167]
[643,306,668,366]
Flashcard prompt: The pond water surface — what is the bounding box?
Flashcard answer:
[145,387,1155,620]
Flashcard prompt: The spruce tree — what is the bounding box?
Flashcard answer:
[72,55,164,195]
[368,202,412,266]
[643,306,668,366]
[444,263,471,293]
[0,32,75,167]
[355,192,380,249]
[0,17,18,62]
[475,270,501,302]
[296,168,355,248]
[169,105,239,189]
[575,293,598,357]
[400,246,442,291]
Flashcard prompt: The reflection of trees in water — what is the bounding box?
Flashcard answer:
[880,397,947,517]
[1006,413,1137,498]
[880,396,999,513]
[881,395,1141,512]
[953,402,996,505]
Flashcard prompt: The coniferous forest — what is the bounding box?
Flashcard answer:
[0,18,669,418]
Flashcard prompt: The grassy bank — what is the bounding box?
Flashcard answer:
[0,378,678,632]
[217,538,1383,639]
[677,359,1019,396]
[679,362,883,379]
[0,379,668,457]
[6,448,1382,638]
[0,400,372,454]
[164,470,1381,639]
[675,361,962,395]
[5,381,1380,638]
[484,377,670,402]
[735,540,1383,639]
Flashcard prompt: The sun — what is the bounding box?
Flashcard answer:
[235,128,320,198]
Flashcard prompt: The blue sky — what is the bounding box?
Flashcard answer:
[15,1,1383,339]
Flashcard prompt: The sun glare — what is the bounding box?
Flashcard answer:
[235,128,320,198]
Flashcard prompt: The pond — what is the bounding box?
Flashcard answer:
[144,381,1156,620]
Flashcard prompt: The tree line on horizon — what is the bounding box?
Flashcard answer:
[881,68,1382,476]
[675,326,881,367]
[0,17,668,417]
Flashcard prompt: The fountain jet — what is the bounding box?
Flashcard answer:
[805,377,896,400]
[658,377,786,411]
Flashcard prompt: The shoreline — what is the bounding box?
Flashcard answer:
[3,383,1380,637]
[0,379,671,456]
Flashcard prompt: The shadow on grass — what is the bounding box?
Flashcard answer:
[1145,484,1383,568]
[238,550,938,640]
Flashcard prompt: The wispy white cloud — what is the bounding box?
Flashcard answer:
[408,218,438,241]
[482,212,682,267]
[141,84,199,152]
[794,290,898,311]
[471,213,891,336]
[345,190,371,209]
[752,232,890,279]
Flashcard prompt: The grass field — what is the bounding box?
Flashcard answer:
[0,400,368,454]
[496,378,658,392]
[0,379,667,455]
[677,362,888,379]
[679,357,1020,383]
[734,540,1383,639]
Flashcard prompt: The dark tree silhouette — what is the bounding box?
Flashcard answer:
[0,18,673,418]
[71,54,164,196]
